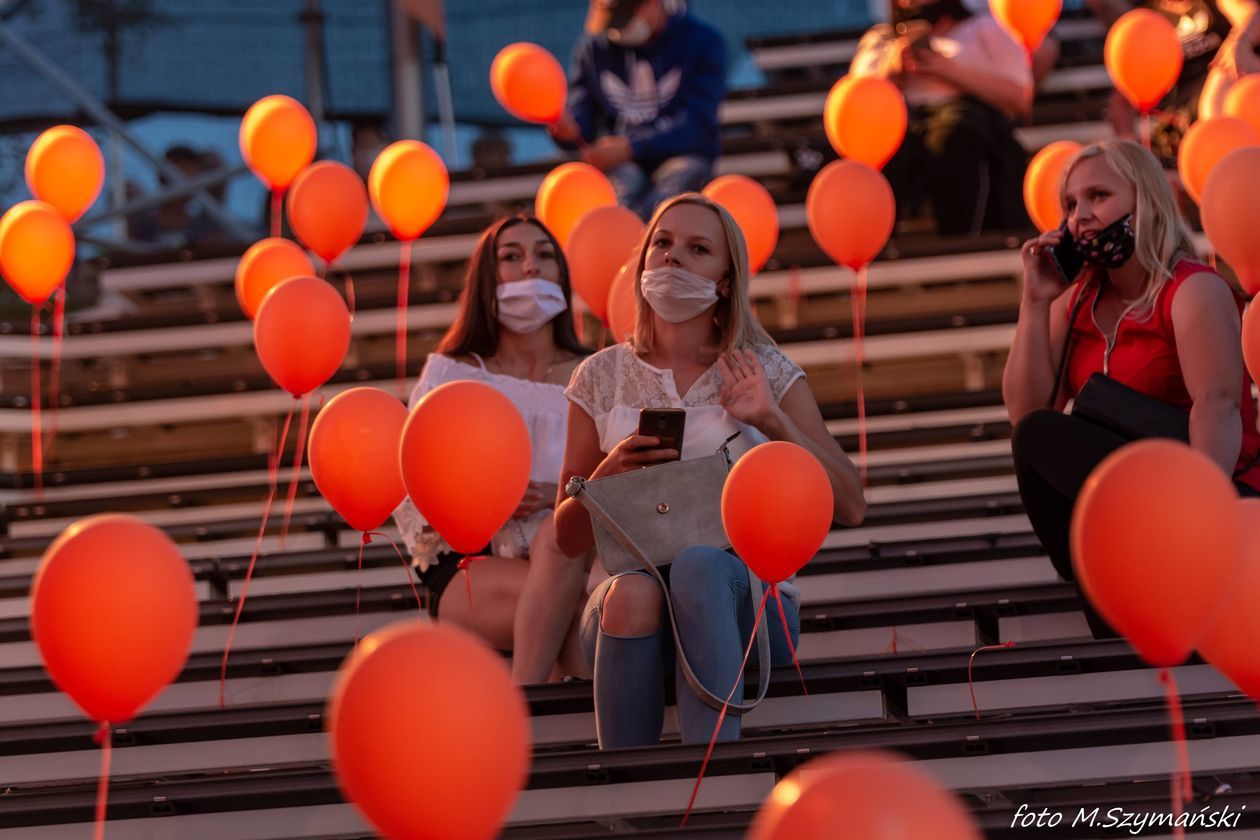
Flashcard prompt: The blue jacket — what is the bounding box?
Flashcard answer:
[565,11,726,171]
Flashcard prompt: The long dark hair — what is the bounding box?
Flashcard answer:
[436,215,590,358]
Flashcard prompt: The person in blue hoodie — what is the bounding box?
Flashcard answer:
[550,0,726,220]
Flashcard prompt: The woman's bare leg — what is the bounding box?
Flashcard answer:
[511,514,592,684]
[436,556,529,651]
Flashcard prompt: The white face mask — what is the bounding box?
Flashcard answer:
[640,265,720,323]
[608,16,653,47]
[496,279,568,334]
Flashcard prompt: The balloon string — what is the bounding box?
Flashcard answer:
[456,553,483,622]
[852,266,869,485]
[891,626,898,654]
[968,640,1016,720]
[681,586,770,828]
[772,584,807,694]
[396,240,413,390]
[1141,111,1153,152]
[93,721,111,840]
[30,307,43,497]
[1159,667,1193,839]
[270,190,282,239]
[219,403,294,709]
[365,530,424,611]
[45,287,65,458]
[355,532,367,652]
[279,393,312,547]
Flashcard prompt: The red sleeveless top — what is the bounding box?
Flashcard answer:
[1065,259,1260,491]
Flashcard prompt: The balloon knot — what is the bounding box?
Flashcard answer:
[93,723,110,744]
[361,532,373,546]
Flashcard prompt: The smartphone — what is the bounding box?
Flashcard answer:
[637,408,686,462]
[1049,223,1085,284]
[895,19,932,50]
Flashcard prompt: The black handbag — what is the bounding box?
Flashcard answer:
[1071,372,1190,442]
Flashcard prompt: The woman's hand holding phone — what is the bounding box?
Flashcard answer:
[1020,228,1072,306]
[590,434,679,479]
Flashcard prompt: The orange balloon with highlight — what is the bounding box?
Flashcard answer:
[235,237,315,319]
[823,75,907,170]
[567,205,644,321]
[1224,74,1260,138]
[309,387,408,533]
[990,0,1062,52]
[31,514,198,724]
[607,258,639,344]
[329,621,529,840]
[703,174,779,274]
[25,125,104,223]
[1024,140,1081,232]
[491,42,568,124]
[1241,294,1260,383]
[1071,439,1242,667]
[368,140,449,241]
[806,160,895,271]
[1104,9,1183,112]
[0,200,75,306]
[286,161,370,265]
[1178,117,1258,204]
[1196,499,1260,703]
[535,162,618,250]
[400,380,532,554]
[240,95,318,191]
[253,276,351,397]
[1201,146,1260,294]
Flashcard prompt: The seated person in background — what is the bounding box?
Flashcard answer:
[548,193,866,748]
[1003,139,1260,637]
[852,0,1033,236]
[393,215,593,680]
[549,0,725,220]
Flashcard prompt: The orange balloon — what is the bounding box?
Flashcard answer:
[535,162,618,250]
[31,514,198,724]
[0,200,75,306]
[1178,117,1258,204]
[235,237,316,319]
[240,95,318,192]
[1023,140,1082,232]
[748,751,981,840]
[1071,440,1242,667]
[1201,146,1260,294]
[703,174,779,274]
[1241,294,1260,382]
[1196,499,1260,702]
[368,140,450,241]
[286,161,369,265]
[823,75,907,171]
[567,205,644,321]
[253,276,351,397]
[490,42,567,124]
[1224,74,1260,139]
[400,380,532,554]
[722,442,833,583]
[806,160,895,271]
[607,258,639,344]
[1105,9,1183,112]
[309,387,408,533]
[25,125,104,223]
[330,621,529,840]
[990,0,1063,52]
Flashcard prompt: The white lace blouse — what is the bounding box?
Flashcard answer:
[393,352,569,570]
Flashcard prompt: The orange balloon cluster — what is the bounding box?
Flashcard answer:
[1024,140,1081,232]
[1178,117,1258,204]
[823,75,907,170]
[1104,9,1183,112]
[329,621,530,840]
[400,380,532,553]
[1071,440,1242,667]
[0,200,75,306]
[31,514,198,724]
[1224,75,1260,137]
[287,161,370,265]
[1201,146,1260,294]
[722,442,833,583]
[567,205,645,322]
[702,174,779,274]
[607,258,639,344]
[308,388,409,533]
[368,140,450,241]
[240,95,318,192]
[1196,499,1260,702]
[26,125,105,222]
[235,237,315,319]
[253,276,351,397]
[989,0,1062,53]
[806,160,895,271]
[491,42,568,124]
[748,751,981,840]
[536,162,617,250]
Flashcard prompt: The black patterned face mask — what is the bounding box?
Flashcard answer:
[1076,214,1136,269]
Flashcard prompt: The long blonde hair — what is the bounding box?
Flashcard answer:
[630,193,775,354]
[1060,140,1196,319]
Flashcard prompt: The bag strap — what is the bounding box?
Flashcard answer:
[568,475,772,714]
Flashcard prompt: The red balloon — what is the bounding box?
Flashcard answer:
[286,161,369,265]
[1104,9,1183,112]
[607,257,639,344]
[25,125,105,223]
[722,442,833,583]
[0,200,75,306]
[1197,499,1260,701]
[702,174,779,274]
[235,237,316,319]
[1201,146,1260,294]
[329,621,530,840]
[823,75,907,171]
[567,205,644,321]
[253,276,351,397]
[806,160,895,271]
[309,387,409,532]
[490,42,567,125]
[368,140,449,241]
[240,95,317,192]
[1071,440,1243,666]
[31,514,198,723]
[535,162,617,250]
[1243,295,1260,383]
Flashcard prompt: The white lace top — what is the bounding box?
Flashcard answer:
[394,352,570,570]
